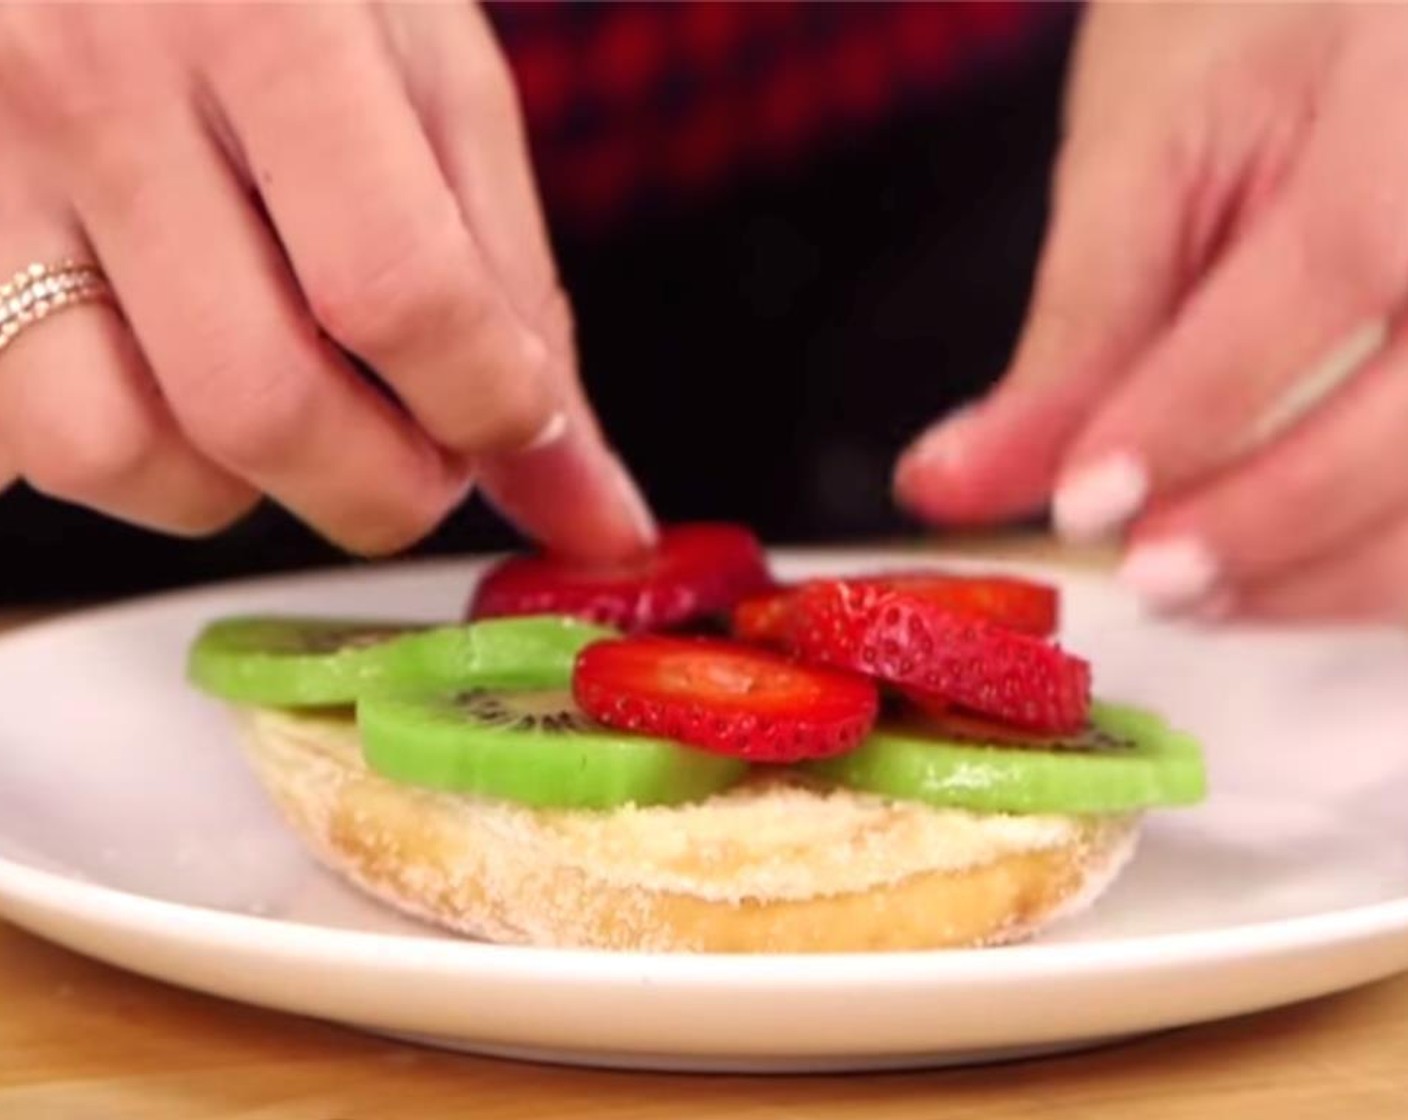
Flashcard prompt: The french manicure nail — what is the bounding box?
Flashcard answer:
[1052,452,1149,541]
[608,454,658,547]
[523,409,569,452]
[1118,537,1221,611]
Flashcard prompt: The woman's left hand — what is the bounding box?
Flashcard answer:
[895,2,1408,625]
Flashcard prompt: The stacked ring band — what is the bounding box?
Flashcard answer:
[0,260,113,355]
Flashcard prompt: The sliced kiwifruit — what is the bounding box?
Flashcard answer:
[385,616,619,694]
[188,615,614,707]
[806,701,1206,815]
[357,688,748,809]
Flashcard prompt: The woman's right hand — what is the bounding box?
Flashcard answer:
[0,3,655,558]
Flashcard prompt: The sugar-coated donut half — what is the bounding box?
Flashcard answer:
[235,708,1139,953]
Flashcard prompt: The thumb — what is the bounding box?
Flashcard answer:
[894,134,1193,528]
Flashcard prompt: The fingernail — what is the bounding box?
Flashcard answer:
[523,410,568,452]
[608,454,658,547]
[903,404,980,471]
[1053,452,1149,541]
[1118,537,1221,611]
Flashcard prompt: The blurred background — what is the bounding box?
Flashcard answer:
[0,0,1077,603]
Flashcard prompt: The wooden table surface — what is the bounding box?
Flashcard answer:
[0,541,1404,1119]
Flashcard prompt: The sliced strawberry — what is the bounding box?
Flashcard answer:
[572,636,878,762]
[900,704,1131,754]
[866,572,1059,637]
[904,702,1056,745]
[730,571,1056,649]
[468,523,773,633]
[897,686,951,721]
[787,581,1090,733]
[729,586,797,646]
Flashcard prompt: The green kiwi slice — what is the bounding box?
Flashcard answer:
[357,689,748,809]
[806,702,1206,815]
[188,615,615,707]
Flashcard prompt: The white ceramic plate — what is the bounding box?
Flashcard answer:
[0,549,1406,1073]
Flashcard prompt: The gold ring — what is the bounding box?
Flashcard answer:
[0,260,113,355]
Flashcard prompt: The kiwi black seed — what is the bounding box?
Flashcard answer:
[449,689,598,734]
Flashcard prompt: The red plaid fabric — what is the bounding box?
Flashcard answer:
[485,1,1068,233]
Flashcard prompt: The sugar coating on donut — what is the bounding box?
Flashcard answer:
[237,708,1138,952]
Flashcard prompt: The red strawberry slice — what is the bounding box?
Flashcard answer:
[868,572,1059,637]
[900,704,1128,754]
[903,701,1060,745]
[572,636,879,762]
[468,523,773,633]
[787,581,1090,733]
[897,686,951,720]
[730,572,1057,648]
[729,587,796,646]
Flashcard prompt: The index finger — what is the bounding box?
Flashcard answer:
[205,6,559,457]
[384,2,658,559]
